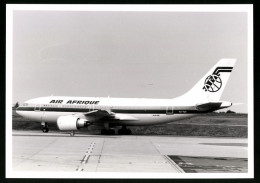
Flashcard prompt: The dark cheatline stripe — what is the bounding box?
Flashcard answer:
[112,109,206,114]
[16,107,34,111]
[16,107,208,114]
[16,107,90,113]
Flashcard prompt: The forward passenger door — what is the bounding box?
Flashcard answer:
[166,106,174,115]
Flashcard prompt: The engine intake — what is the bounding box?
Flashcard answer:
[57,116,87,131]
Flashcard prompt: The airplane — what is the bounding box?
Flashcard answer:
[16,59,236,136]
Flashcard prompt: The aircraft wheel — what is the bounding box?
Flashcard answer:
[126,129,132,135]
[101,129,115,135]
[118,128,132,135]
[42,127,49,133]
[108,129,115,135]
[118,129,123,135]
[101,129,107,135]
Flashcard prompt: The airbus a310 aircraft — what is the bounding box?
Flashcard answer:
[16,59,236,136]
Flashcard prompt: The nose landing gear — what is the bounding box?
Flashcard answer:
[70,131,75,136]
[41,122,49,133]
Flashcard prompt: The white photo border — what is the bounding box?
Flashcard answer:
[6,4,254,179]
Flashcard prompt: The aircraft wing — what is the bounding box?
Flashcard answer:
[74,110,138,122]
[74,110,111,121]
[196,101,232,112]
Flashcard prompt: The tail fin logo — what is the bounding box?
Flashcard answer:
[203,67,233,92]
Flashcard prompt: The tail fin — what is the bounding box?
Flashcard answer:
[179,59,236,102]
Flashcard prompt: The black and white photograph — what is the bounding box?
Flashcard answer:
[6,4,253,178]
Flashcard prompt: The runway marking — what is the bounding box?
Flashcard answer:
[12,131,248,173]
[76,142,95,171]
[164,155,185,173]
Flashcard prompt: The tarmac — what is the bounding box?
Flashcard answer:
[11,130,248,174]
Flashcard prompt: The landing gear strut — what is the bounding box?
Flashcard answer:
[41,122,49,133]
[70,131,75,136]
[100,129,115,135]
[118,126,132,135]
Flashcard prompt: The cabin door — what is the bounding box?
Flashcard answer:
[34,104,45,122]
[42,108,46,122]
[166,106,174,115]
[34,105,41,111]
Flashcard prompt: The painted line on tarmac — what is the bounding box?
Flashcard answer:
[164,155,185,173]
[76,142,95,171]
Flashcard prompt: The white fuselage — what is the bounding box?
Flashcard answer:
[16,96,201,126]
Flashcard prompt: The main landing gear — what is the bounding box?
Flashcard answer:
[101,129,115,135]
[41,122,49,133]
[100,123,132,135]
[118,126,132,135]
[100,126,132,135]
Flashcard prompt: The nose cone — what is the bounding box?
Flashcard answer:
[15,107,21,115]
[16,107,24,117]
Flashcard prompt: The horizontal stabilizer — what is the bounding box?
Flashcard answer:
[196,101,232,111]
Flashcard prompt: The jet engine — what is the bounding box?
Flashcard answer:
[57,116,88,130]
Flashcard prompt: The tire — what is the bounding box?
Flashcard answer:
[42,127,49,133]
[118,129,123,135]
[101,129,107,135]
[108,129,115,135]
[126,129,132,135]
[101,129,115,135]
[118,128,132,135]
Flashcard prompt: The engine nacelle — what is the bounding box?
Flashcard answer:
[57,116,87,131]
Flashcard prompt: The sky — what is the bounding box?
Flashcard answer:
[11,8,249,113]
